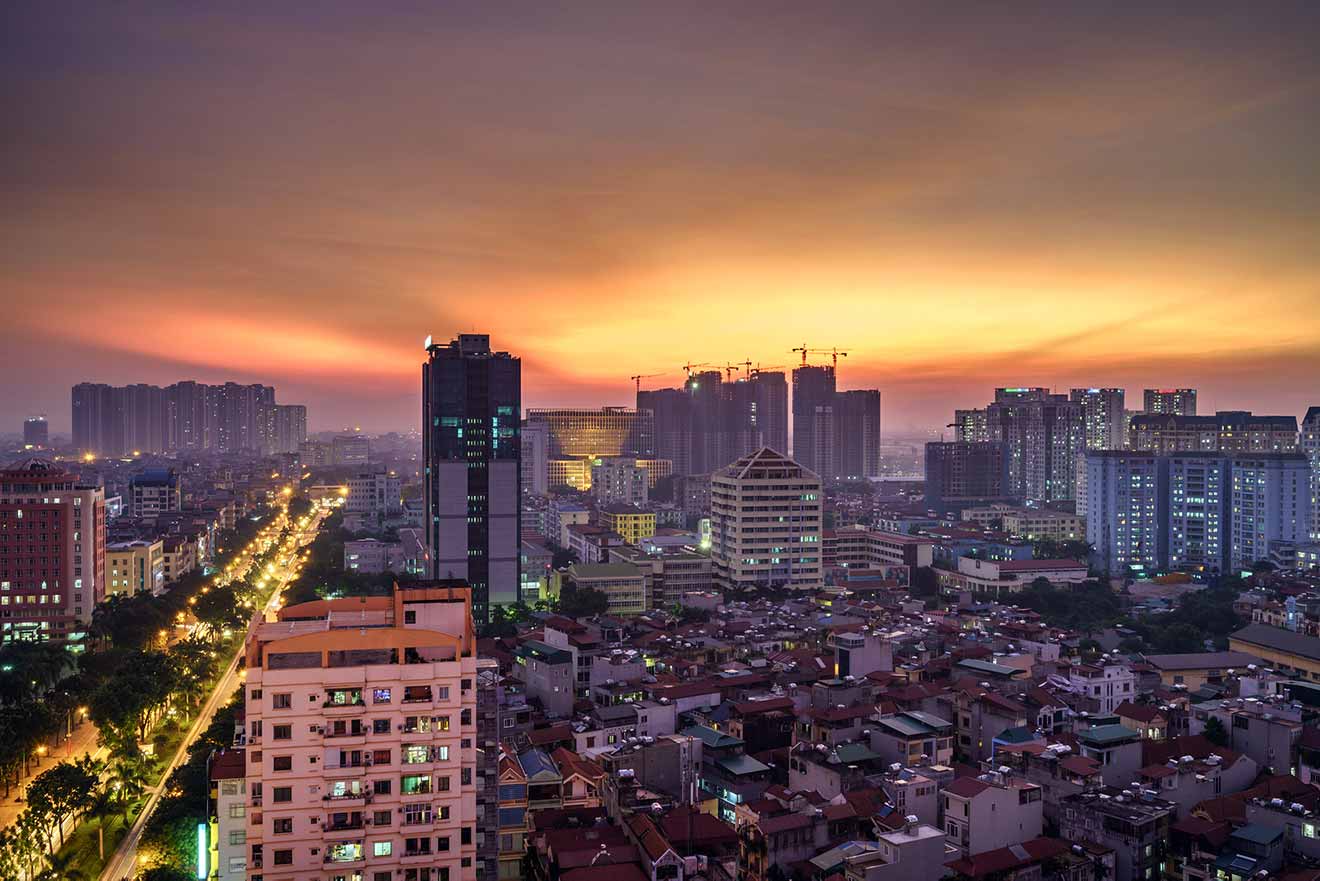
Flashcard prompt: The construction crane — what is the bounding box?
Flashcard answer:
[722,363,745,382]
[629,373,665,394]
[682,362,716,378]
[791,345,849,368]
[747,363,785,377]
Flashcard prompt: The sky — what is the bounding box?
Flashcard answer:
[4,2,1320,436]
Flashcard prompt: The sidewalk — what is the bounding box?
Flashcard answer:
[0,716,102,829]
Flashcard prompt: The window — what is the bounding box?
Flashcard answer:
[404,610,416,624]
[373,810,392,826]
[272,724,292,741]
[326,842,363,863]
[403,745,429,764]
[373,688,392,704]
[402,774,432,795]
[272,693,291,709]
[435,745,449,761]
[373,718,391,734]
[461,709,472,726]
[437,775,450,792]
[272,756,292,772]
[374,841,393,857]
[437,716,450,731]
[461,827,472,845]
[437,805,450,821]
[272,787,292,803]
[229,804,246,819]
[272,818,293,834]
[373,749,392,765]
[437,836,450,852]
[373,779,392,796]
[404,803,433,825]
[461,768,471,786]
[437,686,450,700]
[1305,824,1317,839]
[273,850,293,865]
[229,830,246,845]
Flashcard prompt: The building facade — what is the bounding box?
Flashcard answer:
[240,583,481,881]
[711,448,823,592]
[423,334,521,625]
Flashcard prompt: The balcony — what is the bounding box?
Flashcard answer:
[324,763,370,777]
[323,700,366,714]
[323,819,366,833]
[323,791,372,804]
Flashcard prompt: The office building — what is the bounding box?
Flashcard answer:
[1144,388,1197,416]
[791,365,836,477]
[0,459,105,644]
[710,448,823,592]
[71,380,305,456]
[332,434,371,466]
[240,582,481,881]
[22,416,48,448]
[423,334,520,625]
[1130,411,1298,454]
[590,457,648,506]
[1070,387,1126,449]
[1304,406,1320,540]
[923,441,1012,513]
[524,407,651,491]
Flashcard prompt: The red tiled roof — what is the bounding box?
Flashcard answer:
[946,837,1070,879]
[943,777,992,799]
[627,814,675,862]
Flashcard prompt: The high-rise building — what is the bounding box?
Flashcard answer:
[1070,388,1126,450]
[1086,451,1165,575]
[1130,412,1298,455]
[710,448,822,592]
[749,370,789,457]
[834,389,881,480]
[0,460,105,644]
[237,582,481,881]
[953,409,990,443]
[924,441,1012,513]
[519,420,550,496]
[791,365,836,476]
[685,370,727,476]
[345,470,403,517]
[272,404,307,454]
[1144,388,1197,416]
[22,416,48,448]
[981,388,1084,503]
[1086,450,1312,575]
[71,380,304,457]
[1229,452,1311,569]
[423,334,520,625]
[1304,407,1320,541]
[635,388,690,476]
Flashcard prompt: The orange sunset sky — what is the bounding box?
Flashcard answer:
[4,3,1319,435]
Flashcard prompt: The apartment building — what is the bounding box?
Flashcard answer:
[240,582,481,881]
[590,457,649,506]
[107,538,165,596]
[710,448,823,592]
[598,505,657,545]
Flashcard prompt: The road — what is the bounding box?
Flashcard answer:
[99,507,326,881]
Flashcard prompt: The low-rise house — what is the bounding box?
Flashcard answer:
[942,774,1044,858]
[870,712,956,767]
[1115,702,1170,741]
[841,820,950,881]
[1142,652,1264,690]
[1075,724,1144,787]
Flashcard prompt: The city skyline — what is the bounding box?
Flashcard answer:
[6,3,1320,434]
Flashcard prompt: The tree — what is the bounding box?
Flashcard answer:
[1203,716,1229,747]
[137,866,193,881]
[89,650,179,748]
[27,757,101,849]
[911,566,939,597]
[558,585,611,618]
[480,605,519,639]
[108,749,154,817]
[35,847,89,881]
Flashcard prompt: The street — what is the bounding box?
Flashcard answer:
[98,506,326,881]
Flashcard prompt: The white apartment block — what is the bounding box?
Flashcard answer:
[710,448,823,592]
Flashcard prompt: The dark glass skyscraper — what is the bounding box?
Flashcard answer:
[791,365,836,476]
[422,334,521,626]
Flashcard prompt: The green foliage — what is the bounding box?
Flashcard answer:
[1031,538,1094,563]
[89,650,180,747]
[1203,715,1229,747]
[1124,582,1244,652]
[136,866,193,881]
[558,584,611,618]
[1008,579,1122,631]
[26,756,101,850]
[911,566,939,597]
